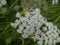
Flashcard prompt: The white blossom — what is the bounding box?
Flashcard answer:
[22,33,29,38]
[38,38,43,45]
[35,30,42,35]
[44,39,48,45]
[42,26,48,32]
[48,39,53,45]
[11,8,60,45]
[1,0,7,5]
[15,19,20,25]
[17,28,23,34]
[53,40,56,45]
[56,37,60,42]
[16,12,20,18]
[0,0,7,8]
[11,23,17,28]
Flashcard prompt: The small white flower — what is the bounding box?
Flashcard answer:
[34,35,40,40]
[41,33,45,38]
[15,19,20,26]
[19,25,24,30]
[57,29,60,34]
[36,22,42,29]
[0,0,7,8]
[19,17,24,22]
[42,26,48,32]
[35,8,40,14]
[26,25,30,30]
[48,35,52,38]
[27,20,32,25]
[20,17,28,22]
[29,23,34,27]
[1,0,7,5]
[23,29,29,34]
[35,30,42,35]
[53,40,56,45]
[38,38,43,45]
[44,40,48,45]
[48,39,53,45]
[25,12,31,18]
[22,33,29,38]
[16,12,20,18]
[17,28,23,34]
[46,31,51,36]
[56,37,60,42]
[11,23,17,28]
[22,22,26,27]
[44,36,48,40]
[46,22,53,27]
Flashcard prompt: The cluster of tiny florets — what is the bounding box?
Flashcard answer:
[0,0,7,8]
[11,8,60,45]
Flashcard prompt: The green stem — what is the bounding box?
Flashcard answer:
[54,15,60,24]
[20,38,24,45]
[0,16,15,35]
[9,0,18,9]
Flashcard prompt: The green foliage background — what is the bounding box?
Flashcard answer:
[0,0,60,45]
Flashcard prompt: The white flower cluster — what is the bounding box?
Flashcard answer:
[11,8,60,45]
[52,0,58,5]
[0,0,7,8]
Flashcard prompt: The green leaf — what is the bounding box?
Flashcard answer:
[5,37,12,45]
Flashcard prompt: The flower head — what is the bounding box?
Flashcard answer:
[11,8,60,45]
